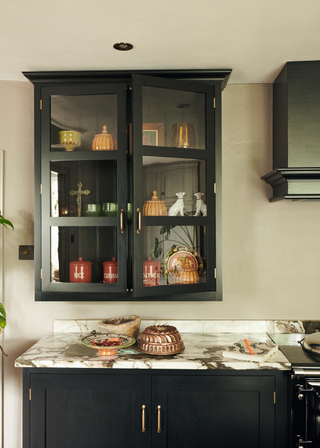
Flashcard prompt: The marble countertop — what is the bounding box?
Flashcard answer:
[269,333,305,345]
[15,330,291,371]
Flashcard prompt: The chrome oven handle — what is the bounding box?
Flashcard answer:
[293,369,320,377]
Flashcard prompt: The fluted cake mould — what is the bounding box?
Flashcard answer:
[137,325,185,355]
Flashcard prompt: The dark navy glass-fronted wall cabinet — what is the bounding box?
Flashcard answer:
[24,70,231,301]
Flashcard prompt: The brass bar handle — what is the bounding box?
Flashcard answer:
[157,405,161,433]
[142,405,146,433]
[137,208,141,234]
[120,209,125,234]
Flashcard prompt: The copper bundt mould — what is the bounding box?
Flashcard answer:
[137,325,185,355]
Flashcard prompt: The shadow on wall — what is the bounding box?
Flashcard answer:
[17,211,34,244]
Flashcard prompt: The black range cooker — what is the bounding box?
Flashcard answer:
[271,333,320,448]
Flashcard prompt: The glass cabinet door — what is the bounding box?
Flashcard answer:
[39,84,128,295]
[142,86,206,150]
[132,75,216,298]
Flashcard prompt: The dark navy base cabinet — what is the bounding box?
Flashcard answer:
[23,369,289,448]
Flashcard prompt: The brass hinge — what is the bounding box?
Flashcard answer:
[214,183,216,194]
[274,391,276,404]
[40,269,43,279]
[213,98,216,108]
[214,268,217,279]
[29,388,31,401]
[40,99,42,110]
[40,184,42,195]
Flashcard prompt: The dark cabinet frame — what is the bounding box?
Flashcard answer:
[132,74,217,298]
[24,69,232,301]
[40,83,128,294]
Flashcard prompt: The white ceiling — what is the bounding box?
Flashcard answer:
[1,0,320,84]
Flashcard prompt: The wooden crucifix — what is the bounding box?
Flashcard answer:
[69,182,91,217]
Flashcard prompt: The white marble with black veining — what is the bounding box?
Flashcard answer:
[17,318,319,371]
[53,318,320,335]
[53,319,269,334]
[15,329,291,371]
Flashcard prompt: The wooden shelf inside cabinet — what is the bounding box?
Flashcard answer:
[142,216,208,226]
[142,146,208,160]
[48,151,121,162]
[47,282,121,293]
[48,217,118,226]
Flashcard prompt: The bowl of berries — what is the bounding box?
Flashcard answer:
[81,333,135,356]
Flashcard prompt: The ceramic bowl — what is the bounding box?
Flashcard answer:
[98,315,141,339]
[81,333,135,356]
[59,130,81,151]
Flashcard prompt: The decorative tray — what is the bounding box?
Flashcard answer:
[81,333,135,356]
[163,245,203,277]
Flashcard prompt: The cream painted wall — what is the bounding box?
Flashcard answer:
[1,80,320,447]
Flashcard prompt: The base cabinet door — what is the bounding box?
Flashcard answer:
[28,372,151,448]
[24,370,288,448]
[152,374,278,448]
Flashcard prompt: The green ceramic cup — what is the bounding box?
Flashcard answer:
[102,203,118,217]
[85,204,100,217]
[127,203,132,222]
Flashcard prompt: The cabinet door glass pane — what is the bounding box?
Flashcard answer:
[142,86,206,150]
[143,225,207,287]
[51,227,118,284]
[51,94,117,152]
[51,161,117,217]
[143,156,206,216]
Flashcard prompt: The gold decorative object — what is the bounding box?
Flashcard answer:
[137,325,185,355]
[59,130,81,151]
[143,191,167,216]
[174,259,199,285]
[170,123,196,149]
[92,125,117,151]
[69,182,91,217]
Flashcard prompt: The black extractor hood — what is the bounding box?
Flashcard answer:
[262,61,320,201]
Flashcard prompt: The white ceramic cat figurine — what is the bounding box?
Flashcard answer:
[194,192,207,216]
[168,192,185,216]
